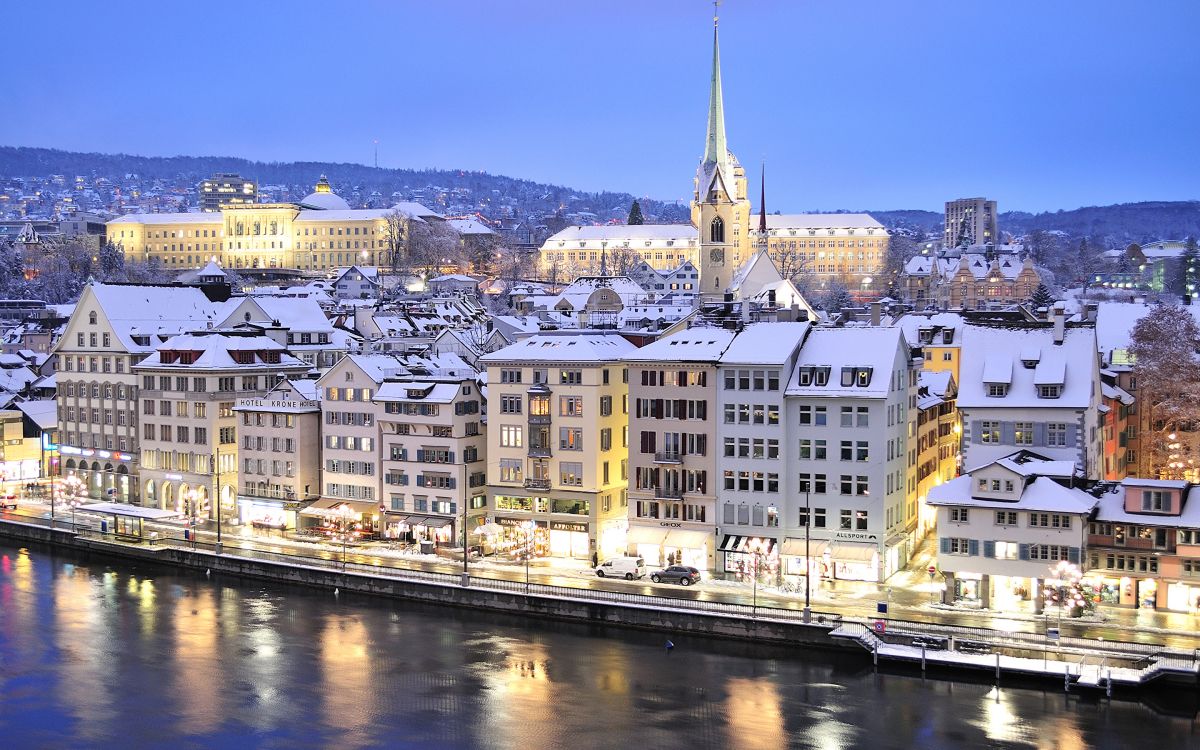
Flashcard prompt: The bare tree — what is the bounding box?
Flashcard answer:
[382,209,409,273]
[407,219,463,279]
[1130,304,1200,478]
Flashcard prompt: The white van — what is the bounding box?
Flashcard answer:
[595,556,646,580]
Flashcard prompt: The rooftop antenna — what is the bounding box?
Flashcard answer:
[373,139,379,169]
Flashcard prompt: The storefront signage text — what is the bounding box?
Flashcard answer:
[835,532,878,542]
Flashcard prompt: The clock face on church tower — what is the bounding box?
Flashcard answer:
[709,248,725,263]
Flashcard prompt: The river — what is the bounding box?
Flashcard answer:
[0,541,1196,749]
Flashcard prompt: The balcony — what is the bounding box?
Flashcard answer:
[528,414,551,425]
[653,450,683,464]
[654,486,683,500]
[239,485,319,502]
[528,444,551,458]
[523,477,551,491]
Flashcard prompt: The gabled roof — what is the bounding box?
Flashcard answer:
[718,322,810,365]
[957,324,1097,409]
[481,333,638,364]
[625,328,735,363]
[135,333,306,370]
[84,283,223,352]
[928,474,1099,514]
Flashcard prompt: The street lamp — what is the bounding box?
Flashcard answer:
[802,480,813,623]
[60,474,86,531]
[1043,559,1083,658]
[184,488,202,549]
[521,520,536,595]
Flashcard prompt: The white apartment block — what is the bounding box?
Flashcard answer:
[714,323,810,577]
[136,332,309,524]
[929,452,1095,610]
[957,320,1102,479]
[375,376,486,547]
[55,282,222,503]
[624,327,733,570]
[783,327,919,582]
[234,379,322,532]
[480,333,635,562]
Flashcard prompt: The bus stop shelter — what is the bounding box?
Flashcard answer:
[78,502,181,541]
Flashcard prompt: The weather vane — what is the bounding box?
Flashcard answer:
[714,0,721,25]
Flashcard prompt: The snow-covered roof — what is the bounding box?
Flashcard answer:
[1094,302,1200,360]
[373,381,460,404]
[625,328,736,363]
[928,475,1099,514]
[299,190,351,211]
[785,327,906,398]
[86,283,223,352]
[15,399,57,430]
[544,224,697,245]
[1095,485,1200,528]
[197,260,226,278]
[223,295,334,333]
[135,333,307,370]
[430,274,476,283]
[957,325,1097,409]
[446,218,495,235]
[719,322,810,365]
[481,333,638,364]
[763,213,886,232]
[108,212,220,226]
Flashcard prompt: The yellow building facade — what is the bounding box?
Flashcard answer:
[108,178,439,273]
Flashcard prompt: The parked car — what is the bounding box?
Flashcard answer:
[595,556,646,580]
[649,565,702,586]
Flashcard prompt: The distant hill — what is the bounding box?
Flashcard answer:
[2,147,1196,243]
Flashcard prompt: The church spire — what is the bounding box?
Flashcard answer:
[703,5,727,166]
[758,162,767,234]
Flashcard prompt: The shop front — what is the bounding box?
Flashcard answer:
[883,533,911,580]
[237,497,299,534]
[828,542,880,582]
[780,538,831,580]
[548,520,590,559]
[952,571,983,603]
[491,516,548,559]
[298,498,380,538]
[382,514,456,546]
[626,523,711,570]
[1166,580,1200,612]
[718,535,779,581]
[596,518,628,562]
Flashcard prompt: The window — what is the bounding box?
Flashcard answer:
[500,425,523,447]
[840,407,854,428]
[1014,422,1033,446]
[1038,384,1062,399]
[600,396,612,416]
[560,369,582,385]
[560,462,583,486]
[995,511,1018,526]
[500,395,522,414]
[1047,423,1067,447]
[1142,490,1168,512]
[600,428,612,451]
[560,396,583,417]
[980,421,1000,444]
[559,427,583,450]
[986,383,1008,397]
[500,369,522,384]
[948,538,971,554]
[950,508,969,523]
[710,216,724,243]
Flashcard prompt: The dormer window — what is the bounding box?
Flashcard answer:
[841,367,874,387]
[798,367,813,386]
[941,329,954,344]
[856,368,872,387]
[987,383,1009,397]
[814,367,830,386]
[1038,384,1062,399]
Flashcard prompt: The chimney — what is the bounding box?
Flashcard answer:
[1052,304,1065,344]
[1085,302,1099,323]
[741,299,750,326]
[723,291,734,317]
[870,301,882,327]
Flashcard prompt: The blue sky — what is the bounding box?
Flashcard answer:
[3,0,1197,212]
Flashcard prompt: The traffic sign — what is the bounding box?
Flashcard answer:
[927,565,937,575]
[873,620,887,634]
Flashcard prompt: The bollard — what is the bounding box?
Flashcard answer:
[1106,669,1112,698]
[996,652,1001,682]
[921,644,926,673]
[873,640,879,667]
[1064,667,1070,692]
[460,573,470,588]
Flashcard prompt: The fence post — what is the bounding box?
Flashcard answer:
[873,639,879,667]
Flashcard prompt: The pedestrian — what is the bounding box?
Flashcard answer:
[591,551,598,568]
[665,639,674,653]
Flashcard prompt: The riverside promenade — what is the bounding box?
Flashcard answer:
[1,508,1198,693]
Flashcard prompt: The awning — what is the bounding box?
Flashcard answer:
[718,535,777,554]
[627,525,668,546]
[665,529,712,550]
[412,515,453,529]
[831,543,878,564]
[299,499,378,518]
[78,502,180,520]
[780,538,831,557]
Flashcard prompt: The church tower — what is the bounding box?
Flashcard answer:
[693,9,750,299]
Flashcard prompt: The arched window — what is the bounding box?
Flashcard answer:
[88,311,97,325]
[710,217,725,244]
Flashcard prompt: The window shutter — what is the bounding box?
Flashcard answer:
[1018,543,1029,561]
[699,401,707,420]
[1033,423,1046,446]
[1067,546,1080,564]
[449,452,455,464]
[416,449,425,462]
[1065,424,1079,447]
[400,474,408,486]
[971,420,983,444]
[416,475,425,487]
[939,537,950,554]
[723,503,735,524]
[968,539,979,556]
[448,478,456,489]
[983,540,995,558]
[676,399,686,420]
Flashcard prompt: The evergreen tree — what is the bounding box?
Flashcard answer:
[1029,283,1055,309]
[627,200,644,225]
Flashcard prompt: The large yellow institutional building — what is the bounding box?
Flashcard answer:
[108,177,441,272]
[540,15,889,295]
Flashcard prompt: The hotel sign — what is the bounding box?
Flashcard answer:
[235,398,319,410]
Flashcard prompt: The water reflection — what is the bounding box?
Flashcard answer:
[0,542,1196,750]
